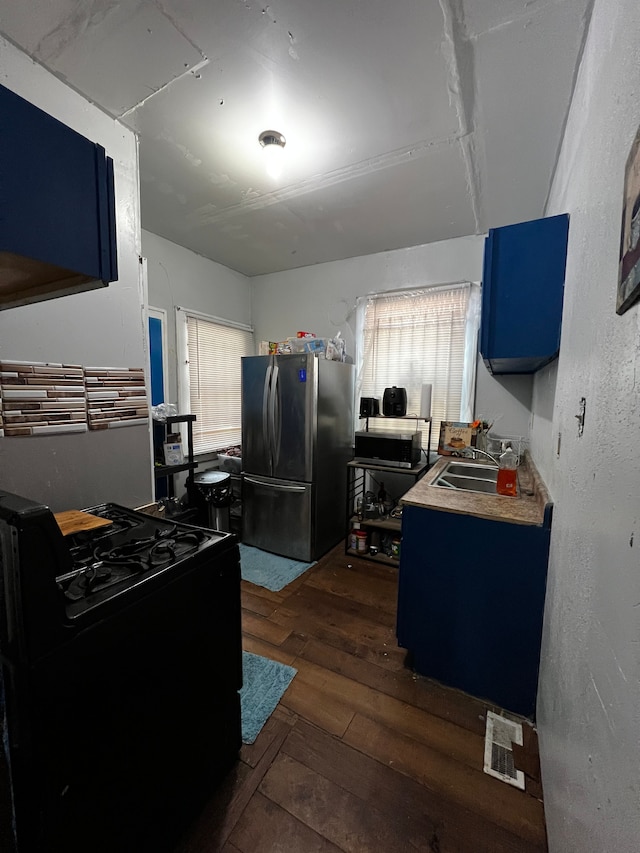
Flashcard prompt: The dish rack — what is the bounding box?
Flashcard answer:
[485,434,528,465]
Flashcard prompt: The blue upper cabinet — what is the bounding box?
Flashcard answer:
[0,84,118,310]
[480,214,569,374]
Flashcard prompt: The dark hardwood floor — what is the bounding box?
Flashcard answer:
[175,544,547,853]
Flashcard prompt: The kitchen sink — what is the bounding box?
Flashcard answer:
[440,462,498,481]
[431,460,501,494]
[433,475,499,493]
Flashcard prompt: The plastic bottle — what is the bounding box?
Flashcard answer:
[355,529,369,553]
[369,530,381,556]
[348,521,360,551]
[377,482,387,517]
[496,442,518,497]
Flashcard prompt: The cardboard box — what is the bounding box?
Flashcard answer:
[438,421,477,456]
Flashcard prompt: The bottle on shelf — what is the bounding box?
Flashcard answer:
[377,482,387,518]
[369,530,381,556]
[348,521,361,552]
[355,529,369,553]
[496,442,518,497]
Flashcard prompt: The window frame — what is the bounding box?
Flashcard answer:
[355,282,481,450]
[176,306,254,455]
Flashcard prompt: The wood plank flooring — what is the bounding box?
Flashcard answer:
[175,544,547,853]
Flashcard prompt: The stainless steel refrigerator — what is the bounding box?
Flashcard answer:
[241,354,354,561]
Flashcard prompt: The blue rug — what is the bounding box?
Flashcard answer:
[240,651,297,744]
[238,543,316,592]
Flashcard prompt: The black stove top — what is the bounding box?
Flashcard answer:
[56,503,224,617]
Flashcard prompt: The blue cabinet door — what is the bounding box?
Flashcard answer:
[0,83,118,308]
[397,505,550,718]
[480,214,569,374]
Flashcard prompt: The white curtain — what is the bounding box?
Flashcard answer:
[356,283,480,448]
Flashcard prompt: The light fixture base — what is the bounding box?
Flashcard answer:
[259,130,286,149]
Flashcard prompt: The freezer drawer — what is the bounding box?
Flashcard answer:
[242,474,313,562]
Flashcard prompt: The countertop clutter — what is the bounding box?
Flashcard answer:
[401,450,551,526]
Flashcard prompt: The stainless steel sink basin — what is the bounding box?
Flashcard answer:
[441,462,498,482]
[434,475,498,493]
[431,460,501,494]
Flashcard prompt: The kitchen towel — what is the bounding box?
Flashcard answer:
[238,543,316,592]
[240,651,297,744]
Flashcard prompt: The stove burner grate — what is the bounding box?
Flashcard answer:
[94,524,205,568]
[59,512,211,603]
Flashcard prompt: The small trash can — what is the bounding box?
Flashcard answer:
[193,470,232,532]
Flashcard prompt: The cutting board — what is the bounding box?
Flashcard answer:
[54,510,114,537]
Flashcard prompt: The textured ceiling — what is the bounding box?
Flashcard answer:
[0,0,592,276]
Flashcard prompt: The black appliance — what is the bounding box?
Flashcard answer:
[382,386,407,417]
[0,492,242,853]
[354,430,422,469]
[193,469,233,532]
[359,396,380,417]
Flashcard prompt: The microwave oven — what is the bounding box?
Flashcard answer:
[353,430,422,468]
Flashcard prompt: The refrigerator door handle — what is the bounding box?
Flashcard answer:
[271,363,282,468]
[262,362,273,472]
[243,476,307,493]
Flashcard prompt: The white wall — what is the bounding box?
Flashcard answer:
[143,230,252,405]
[532,1,640,850]
[251,234,532,436]
[0,37,151,511]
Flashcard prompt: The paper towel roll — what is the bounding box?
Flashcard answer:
[419,384,432,419]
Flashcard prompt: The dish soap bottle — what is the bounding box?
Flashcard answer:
[496,442,518,497]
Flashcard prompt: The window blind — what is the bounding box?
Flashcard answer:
[358,284,478,448]
[182,312,254,454]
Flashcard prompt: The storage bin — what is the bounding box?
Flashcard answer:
[287,336,328,354]
[217,452,242,473]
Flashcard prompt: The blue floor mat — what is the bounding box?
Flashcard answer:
[238,543,315,592]
[240,651,297,744]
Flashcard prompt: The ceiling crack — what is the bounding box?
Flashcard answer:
[439,0,483,233]
[187,134,469,227]
[120,57,210,117]
[152,0,208,60]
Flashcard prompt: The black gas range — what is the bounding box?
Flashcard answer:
[0,492,243,853]
[59,502,222,619]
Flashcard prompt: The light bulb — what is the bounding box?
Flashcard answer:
[263,143,284,179]
[259,130,286,180]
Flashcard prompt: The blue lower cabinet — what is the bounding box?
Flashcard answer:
[397,505,550,718]
[0,83,118,309]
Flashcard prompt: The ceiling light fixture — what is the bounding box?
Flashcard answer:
[259,129,286,179]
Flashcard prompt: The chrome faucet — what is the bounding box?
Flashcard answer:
[454,447,500,466]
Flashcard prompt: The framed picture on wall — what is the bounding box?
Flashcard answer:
[617,127,640,314]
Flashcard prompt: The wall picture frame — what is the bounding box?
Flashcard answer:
[617,127,640,314]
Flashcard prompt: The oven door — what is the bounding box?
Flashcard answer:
[7,536,242,853]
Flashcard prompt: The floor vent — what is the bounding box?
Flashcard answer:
[483,710,525,790]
